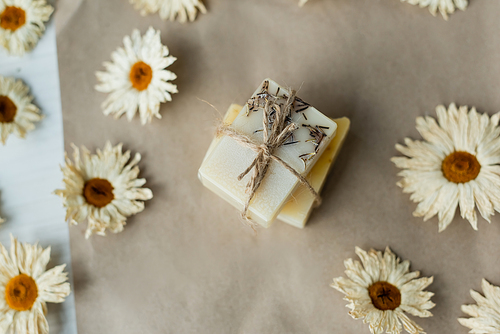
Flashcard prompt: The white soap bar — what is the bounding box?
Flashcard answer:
[201,104,350,229]
[198,79,337,227]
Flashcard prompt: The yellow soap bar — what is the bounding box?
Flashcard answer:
[201,104,350,228]
[278,116,350,228]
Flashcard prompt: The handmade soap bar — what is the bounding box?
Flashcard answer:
[201,104,350,229]
[278,117,350,228]
[198,79,337,228]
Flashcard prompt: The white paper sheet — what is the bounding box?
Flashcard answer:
[0,20,78,334]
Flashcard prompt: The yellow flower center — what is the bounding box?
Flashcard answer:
[442,151,481,184]
[368,281,401,311]
[83,178,114,208]
[5,274,38,311]
[129,61,153,91]
[0,6,26,32]
[0,95,17,123]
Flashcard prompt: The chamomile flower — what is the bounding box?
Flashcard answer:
[0,75,42,145]
[331,247,435,334]
[55,142,153,239]
[95,27,178,125]
[400,0,468,20]
[0,235,70,334]
[392,104,500,232]
[459,279,500,334]
[0,0,53,56]
[130,0,206,23]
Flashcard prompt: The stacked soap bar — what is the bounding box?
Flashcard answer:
[198,79,350,228]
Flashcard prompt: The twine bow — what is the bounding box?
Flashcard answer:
[216,87,322,227]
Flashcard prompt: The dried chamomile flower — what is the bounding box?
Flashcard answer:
[459,279,500,333]
[0,235,70,334]
[400,0,467,20]
[0,0,53,56]
[0,75,42,145]
[55,142,153,239]
[95,27,178,125]
[392,104,500,232]
[331,247,434,334]
[130,0,206,23]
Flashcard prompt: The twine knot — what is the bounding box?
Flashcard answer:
[259,144,272,158]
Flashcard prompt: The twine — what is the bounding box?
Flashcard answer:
[216,86,322,227]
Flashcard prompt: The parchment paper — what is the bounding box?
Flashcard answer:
[56,0,500,332]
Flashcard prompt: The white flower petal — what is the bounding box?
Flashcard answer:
[469,180,494,223]
[458,183,477,230]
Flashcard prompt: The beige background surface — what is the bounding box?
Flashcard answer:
[56,0,500,333]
